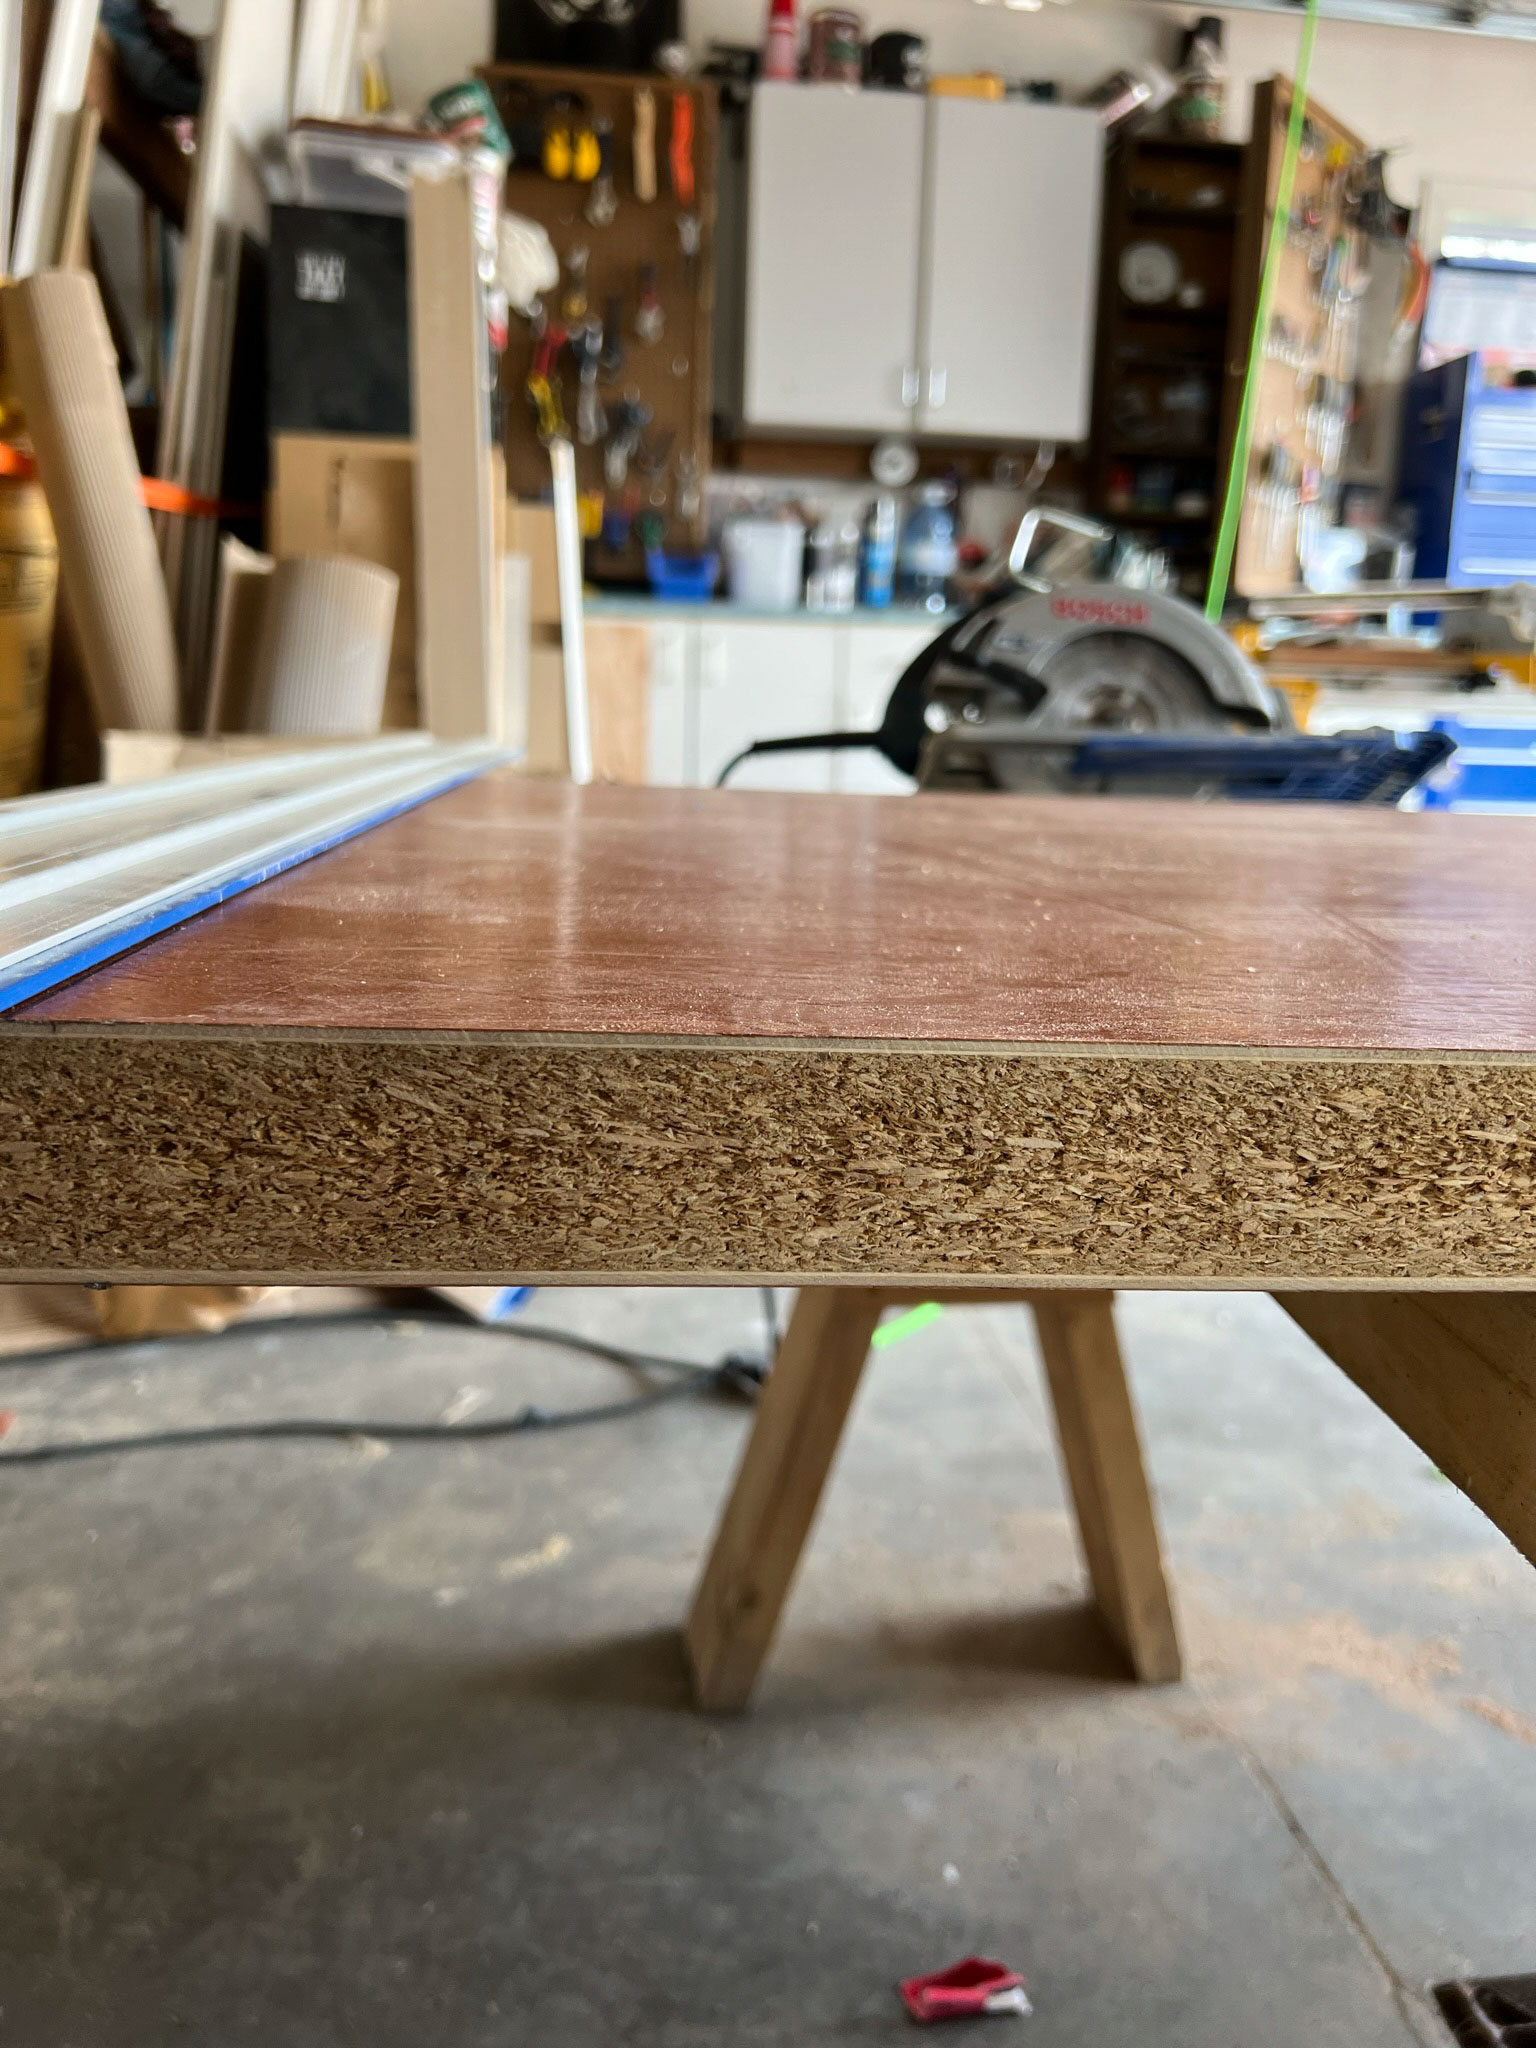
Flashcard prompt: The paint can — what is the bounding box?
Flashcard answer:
[0,476,59,798]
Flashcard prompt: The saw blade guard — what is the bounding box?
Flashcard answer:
[962,585,1288,732]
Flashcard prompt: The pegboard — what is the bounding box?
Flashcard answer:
[480,62,716,578]
[1229,77,1370,598]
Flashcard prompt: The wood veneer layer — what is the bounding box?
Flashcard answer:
[18,776,1536,1054]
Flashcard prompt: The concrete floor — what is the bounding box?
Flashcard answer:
[1,1288,1533,2047]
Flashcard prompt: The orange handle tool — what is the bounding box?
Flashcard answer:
[670,91,695,209]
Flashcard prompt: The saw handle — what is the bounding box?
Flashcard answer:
[1006,505,1113,580]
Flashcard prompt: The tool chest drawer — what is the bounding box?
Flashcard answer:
[1452,541,1536,578]
[1452,500,1536,545]
[1399,351,1536,585]
[1463,463,1536,503]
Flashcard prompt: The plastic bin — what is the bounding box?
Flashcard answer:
[645,548,719,602]
[289,121,461,216]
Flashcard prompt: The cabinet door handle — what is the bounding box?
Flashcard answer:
[927,366,948,408]
[901,365,920,408]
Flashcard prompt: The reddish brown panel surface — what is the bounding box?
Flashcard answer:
[17,773,1536,1052]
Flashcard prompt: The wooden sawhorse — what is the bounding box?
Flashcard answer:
[685,1287,1182,1712]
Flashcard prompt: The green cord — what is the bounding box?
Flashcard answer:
[1205,0,1323,621]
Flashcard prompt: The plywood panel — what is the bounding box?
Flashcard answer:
[410,167,497,741]
[4,1032,1536,1285]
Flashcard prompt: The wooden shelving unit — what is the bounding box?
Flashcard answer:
[1085,132,1247,599]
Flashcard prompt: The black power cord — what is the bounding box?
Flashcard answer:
[0,1295,779,1468]
[715,731,874,788]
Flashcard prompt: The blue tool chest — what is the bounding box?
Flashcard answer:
[1419,714,1536,812]
[1398,351,1536,585]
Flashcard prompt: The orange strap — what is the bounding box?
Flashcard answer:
[0,440,255,519]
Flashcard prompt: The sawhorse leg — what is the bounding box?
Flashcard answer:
[684,1286,1181,1711]
[1033,1291,1183,1685]
[685,1287,886,1713]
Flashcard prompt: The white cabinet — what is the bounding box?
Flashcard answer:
[836,623,930,794]
[695,621,839,790]
[634,611,936,792]
[645,619,694,785]
[741,84,1102,446]
[916,101,1102,443]
[743,85,926,434]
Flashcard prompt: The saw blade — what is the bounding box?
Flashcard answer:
[1024,630,1230,736]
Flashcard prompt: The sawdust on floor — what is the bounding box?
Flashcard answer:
[1181,1583,1462,1725]
[1460,1694,1536,1747]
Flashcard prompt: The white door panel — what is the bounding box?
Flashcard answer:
[645,621,694,786]
[917,101,1102,442]
[835,622,932,793]
[698,622,838,791]
[744,84,925,434]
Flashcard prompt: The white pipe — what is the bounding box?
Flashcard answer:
[549,436,594,786]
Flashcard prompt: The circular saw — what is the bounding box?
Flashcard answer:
[714,509,1452,806]
[898,579,1289,794]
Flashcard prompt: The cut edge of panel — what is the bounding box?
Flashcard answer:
[5,1033,1536,1286]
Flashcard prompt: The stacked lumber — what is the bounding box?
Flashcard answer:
[0,0,416,792]
[0,1,607,794]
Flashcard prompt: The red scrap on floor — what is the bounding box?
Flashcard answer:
[899,1956,1032,2022]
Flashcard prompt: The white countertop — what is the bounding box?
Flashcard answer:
[583,593,959,627]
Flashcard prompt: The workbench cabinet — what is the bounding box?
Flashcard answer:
[611,608,930,789]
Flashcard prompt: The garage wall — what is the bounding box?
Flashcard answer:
[1217,10,1536,211]
[385,0,498,109]
[379,0,1181,111]
[377,0,1536,220]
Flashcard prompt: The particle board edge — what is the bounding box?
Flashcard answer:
[7,1269,1534,1292]
[4,1033,1536,1285]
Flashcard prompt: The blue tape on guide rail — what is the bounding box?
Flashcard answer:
[0,765,491,1015]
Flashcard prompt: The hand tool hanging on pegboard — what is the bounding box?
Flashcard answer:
[586,118,617,225]
[669,90,695,207]
[632,85,657,201]
[543,92,599,181]
[526,323,568,443]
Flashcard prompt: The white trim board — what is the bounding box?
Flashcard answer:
[0,0,25,277]
[0,736,507,1011]
[10,0,99,277]
[291,0,360,120]
[157,0,296,724]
